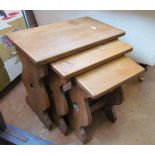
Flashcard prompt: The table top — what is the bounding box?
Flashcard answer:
[51,40,132,79]
[76,56,144,99]
[7,17,125,65]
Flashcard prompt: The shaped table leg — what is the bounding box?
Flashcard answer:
[69,84,92,144]
[102,86,124,123]
[17,48,53,129]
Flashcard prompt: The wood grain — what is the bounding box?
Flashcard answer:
[76,56,145,99]
[7,17,125,65]
[51,40,132,79]
[17,47,53,129]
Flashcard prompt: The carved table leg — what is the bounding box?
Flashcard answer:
[17,48,52,129]
[48,71,69,134]
[102,86,124,123]
[113,86,124,105]
[69,84,92,144]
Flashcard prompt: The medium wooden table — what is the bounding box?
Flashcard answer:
[50,54,144,143]
[48,39,133,134]
[7,17,125,129]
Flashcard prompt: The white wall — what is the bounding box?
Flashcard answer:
[33,10,155,65]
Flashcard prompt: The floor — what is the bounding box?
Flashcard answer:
[0,66,155,145]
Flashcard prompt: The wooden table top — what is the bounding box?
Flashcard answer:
[51,40,132,79]
[7,17,125,65]
[76,56,144,99]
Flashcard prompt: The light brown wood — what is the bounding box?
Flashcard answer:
[15,46,63,131]
[45,83,68,134]
[17,47,53,129]
[76,56,145,99]
[7,17,125,65]
[69,84,92,143]
[51,40,132,79]
[48,70,69,116]
[69,84,124,143]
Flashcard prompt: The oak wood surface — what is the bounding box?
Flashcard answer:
[69,84,124,143]
[76,56,145,99]
[48,70,69,116]
[51,40,132,79]
[7,17,125,65]
[17,47,53,129]
[69,84,92,143]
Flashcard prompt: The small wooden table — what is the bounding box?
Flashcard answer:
[51,55,144,143]
[7,17,125,129]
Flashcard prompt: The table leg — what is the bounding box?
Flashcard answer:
[102,86,124,123]
[17,48,52,129]
[69,84,92,144]
[47,71,69,134]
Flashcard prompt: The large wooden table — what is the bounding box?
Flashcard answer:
[7,17,125,129]
[8,17,125,65]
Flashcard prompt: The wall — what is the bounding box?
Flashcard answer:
[33,10,155,65]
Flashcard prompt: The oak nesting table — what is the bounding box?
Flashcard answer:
[7,17,144,143]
